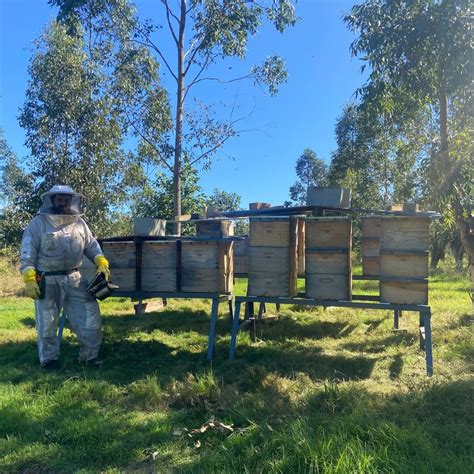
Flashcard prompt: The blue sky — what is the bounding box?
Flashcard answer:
[0,0,366,208]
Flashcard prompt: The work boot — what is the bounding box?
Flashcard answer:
[42,359,60,371]
[78,358,103,368]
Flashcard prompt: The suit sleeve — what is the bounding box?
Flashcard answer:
[19,218,41,273]
[81,219,103,263]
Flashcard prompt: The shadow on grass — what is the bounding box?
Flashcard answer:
[341,332,418,354]
[19,317,35,328]
[179,379,474,473]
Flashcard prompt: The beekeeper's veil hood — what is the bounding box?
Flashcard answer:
[39,185,84,217]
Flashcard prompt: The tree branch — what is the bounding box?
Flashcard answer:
[126,113,174,173]
[161,0,179,45]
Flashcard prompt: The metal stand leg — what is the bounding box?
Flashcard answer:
[207,298,219,361]
[419,312,425,350]
[229,301,242,360]
[394,310,400,329]
[423,310,433,376]
[228,298,234,324]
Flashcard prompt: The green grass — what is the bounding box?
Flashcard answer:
[0,270,472,472]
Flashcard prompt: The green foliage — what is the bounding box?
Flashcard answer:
[133,165,206,235]
[0,130,38,248]
[206,188,248,235]
[288,149,328,206]
[17,5,171,237]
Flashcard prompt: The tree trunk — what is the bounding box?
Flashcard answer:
[172,0,186,236]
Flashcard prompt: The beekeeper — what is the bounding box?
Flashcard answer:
[20,185,111,370]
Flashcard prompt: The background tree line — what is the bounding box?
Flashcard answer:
[1,0,472,271]
[286,0,472,270]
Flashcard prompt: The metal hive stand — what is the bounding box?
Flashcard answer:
[112,290,233,360]
[229,295,433,376]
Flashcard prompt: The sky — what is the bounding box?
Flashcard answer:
[0,0,366,208]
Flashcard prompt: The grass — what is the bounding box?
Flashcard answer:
[0,261,472,472]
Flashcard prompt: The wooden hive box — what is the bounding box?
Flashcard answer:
[249,217,297,247]
[380,251,429,279]
[97,241,137,290]
[141,241,177,292]
[304,217,352,300]
[361,216,381,276]
[305,217,352,248]
[196,220,234,238]
[180,240,233,293]
[233,237,249,275]
[381,216,429,251]
[101,241,136,268]
[379,217,430,304]
[247,217,298,297]
[306,274,351,301]
[380,279,428,305]
[305,249,350,274]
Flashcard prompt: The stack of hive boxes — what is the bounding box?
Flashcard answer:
[180,240,234,293]
[80,238,234,294]
[361,216,381,276]
[380,216,430,304]
[305,217,352,300]
[141,241,177,292]
[247,217,298,297]
[233,237,249,275]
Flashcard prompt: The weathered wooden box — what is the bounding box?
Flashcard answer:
[196,220,234,238]
[381,217,430,251]
[362,238,380,257]
[306,274,351,301]
[380,252,428,279]
[180,241,233,293]
[107,268,136,291]
[249,246,291,273]
[362,216,381,239]
[305,250,350,274]
[363,257,380,276]
[141,268,177,292]
[249,217,297,247]
[248,217,298,297]
[181,269,233,293]
[101,242,135,268]
[380,279,428,305]
[305,217,352,248]
[305,217,352,300]
[248,272,296,297]
[142,241,177,269]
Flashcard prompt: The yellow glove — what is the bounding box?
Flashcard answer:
[94,254,111,282]
[23,268,40,299]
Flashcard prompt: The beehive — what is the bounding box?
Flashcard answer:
[180,240,233,293]
[100,241,136,290]
[305,217,352,300]
[141,241,178,292]
[362,216,381,276]
[379,217,430,304]
[196,220,234,238]
[233,237,249,275]
[247,217,298,297]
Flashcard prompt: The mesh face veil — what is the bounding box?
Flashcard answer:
[39,185,84,216]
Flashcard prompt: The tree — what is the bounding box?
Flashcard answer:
[51,0,297,234]
[19,15,170,237]
[133,164,206,235]
[206,188,247,235]
[344,0,473,263]
[0,130,37,249]
[288,149,328,205]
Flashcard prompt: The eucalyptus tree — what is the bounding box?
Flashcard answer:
[51,0,297,234]
[344,0,473,262]
[288,149,328,206]
[20,5,170,236]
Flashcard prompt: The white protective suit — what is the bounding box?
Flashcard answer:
[20,187,103,365]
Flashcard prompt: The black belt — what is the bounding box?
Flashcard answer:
[40,268,79,276]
